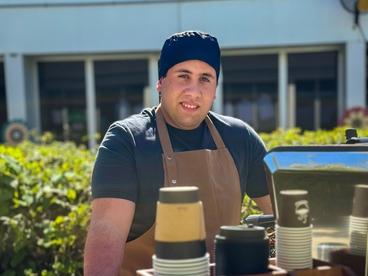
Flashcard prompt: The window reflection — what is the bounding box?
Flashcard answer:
[222,55,278,132]
[95,59,148,136]
[38,61,86,143]
[289,52,338,130]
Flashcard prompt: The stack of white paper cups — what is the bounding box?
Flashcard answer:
[153,186,210,276]
[276,190,313,271]
[349,184,368,256]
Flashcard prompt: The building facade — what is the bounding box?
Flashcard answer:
[0,0,367,147]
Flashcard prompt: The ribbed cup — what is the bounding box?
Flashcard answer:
[350,184,368,256]
[276,224,313,270]
[349,216,368,256]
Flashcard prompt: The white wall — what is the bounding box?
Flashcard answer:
[4,54,27,121]
[346,40,366,108]
[0,0,366,54]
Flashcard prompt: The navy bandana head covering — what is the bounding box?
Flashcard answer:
[158,31,221,80]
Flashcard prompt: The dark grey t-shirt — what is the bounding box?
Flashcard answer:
[91,107,269,240]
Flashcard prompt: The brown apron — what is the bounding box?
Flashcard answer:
[121,107,241,275]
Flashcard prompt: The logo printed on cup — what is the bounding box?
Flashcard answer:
[278,190,310,228]
[295,200,309,224]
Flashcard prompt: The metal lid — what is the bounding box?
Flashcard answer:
[218,225,266,240]
[159,186,199,203]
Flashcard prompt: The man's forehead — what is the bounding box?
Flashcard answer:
[171,60,216,75]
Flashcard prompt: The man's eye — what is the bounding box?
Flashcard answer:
[178,74,189,79]
[200,76,210,83]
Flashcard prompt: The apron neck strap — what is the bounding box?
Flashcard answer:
[156,106,175,156]
[204,115,226,149]
[156,105,226,155]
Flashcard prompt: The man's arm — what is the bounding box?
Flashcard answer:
[84,198,135,276]
[252,194,273,215]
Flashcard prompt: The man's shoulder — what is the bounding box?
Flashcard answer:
[209,111,253,133]
[111,107,156,134]
[100,107,157,150]
[208,112,264,148]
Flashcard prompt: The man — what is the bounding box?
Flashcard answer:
[84,31,273,276]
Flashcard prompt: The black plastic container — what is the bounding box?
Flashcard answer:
[215,225,269,275]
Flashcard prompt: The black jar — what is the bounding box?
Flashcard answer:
[215,225,269,275]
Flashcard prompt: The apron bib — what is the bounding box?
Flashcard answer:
[121,107,241,275]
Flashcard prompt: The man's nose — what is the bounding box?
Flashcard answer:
[184,81,202,96]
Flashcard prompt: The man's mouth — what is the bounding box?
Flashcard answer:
[180,102,199,110]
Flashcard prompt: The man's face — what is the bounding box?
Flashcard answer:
[157,60,217,130]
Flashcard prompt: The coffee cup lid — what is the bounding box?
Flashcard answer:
[280,190,308,196]
[159,186,199,203]
[217,225,266,240]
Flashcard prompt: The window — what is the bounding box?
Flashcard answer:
[38,61,86,143]
[95,59,148,135]
[222,55,278,132]
[289,52,338,130]
[366,47,368,107]
[0,62,6,127]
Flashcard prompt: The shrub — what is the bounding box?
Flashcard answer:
[260,127,368,148]
[1,127,367,274]
[0,140,94,275]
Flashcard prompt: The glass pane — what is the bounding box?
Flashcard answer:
[38,61,86,143]
[0,62,7,126]
[289,51,338,130]
[319,80,337,129]
[222,55,278,132]
[295,81,315,130]
[366,46,368,107]
[256,82,278,132]
[264,146,368,264]
[95,59,148,136]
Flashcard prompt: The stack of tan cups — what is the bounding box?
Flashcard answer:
[349,184,368,256]
[276,189,313,271]
[153,186,210,276]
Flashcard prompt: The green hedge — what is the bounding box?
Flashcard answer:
[0,137,94,276]
[260,127,368,149]
[1,128,367,275]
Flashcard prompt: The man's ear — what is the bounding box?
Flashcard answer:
[156,79,162,93]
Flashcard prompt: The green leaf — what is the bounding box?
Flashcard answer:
[54,216,65,225]
[10,250,27,268]
[2,270,16,276]
[66,189,76,201]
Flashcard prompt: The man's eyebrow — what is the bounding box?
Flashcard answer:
[202,73,215,79]
[173,69,192,74]
[174,69,215,78]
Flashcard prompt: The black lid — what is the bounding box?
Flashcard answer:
[217,225,266,240]
[159,186,199,203]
